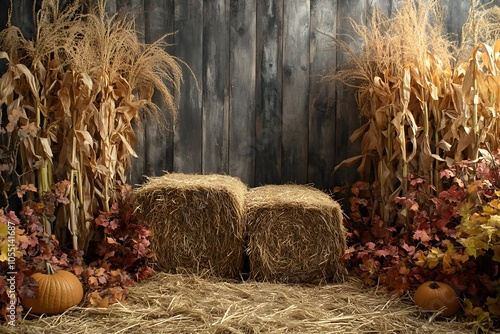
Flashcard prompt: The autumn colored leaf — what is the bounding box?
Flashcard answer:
[72,265,84,276]
[0,223,8,237]
[107,219,119,231]
[137,266,155,281]
[463,299,484,317]
[413,229,432,242]
[366,241,376,250]
[106,237,118,245]
[18,275,38,299]
[16,184,37,198]
[374,249,392,257]
[0,241,8,262]
[486,298,500,316]
[108,286,126,303]
[97,275,107,285]
[133,242,149,258]
[401,243,416,255]
[442,249,454,273]
[94,267,106,277]
[88,291,109,308]
[467,181,481,194]
[88,276,99,288]
[439,169,455,179]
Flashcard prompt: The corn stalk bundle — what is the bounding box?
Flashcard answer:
[0,0,183,251]
[330,0,500,225]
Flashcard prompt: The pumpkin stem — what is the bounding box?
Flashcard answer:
[45,262,56,275]
[429,281,440,289]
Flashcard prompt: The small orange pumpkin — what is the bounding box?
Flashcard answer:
[21,263,83,315]
[413,281,460,317]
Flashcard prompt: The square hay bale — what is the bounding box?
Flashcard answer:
[246,184,347,284]
[133,173,247,278]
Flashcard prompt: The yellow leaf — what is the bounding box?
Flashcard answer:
[487,298,500,316]
[488,215,500,228]
[16,227,28,245]
[415,253,426,267]
[470,212,488,225]
[468,182,480,194]
[426,248,443,269]
[474,238,489,253]
[482,224,497,242]
[430,247,443,256]
[0,223,8,237]
[442,248,454,273]
[483,205,498,216]
[493,246,500,262]
[464,298,485,317]
[0,240,10,262]
[491,198,500,210]
[460,238,477,257]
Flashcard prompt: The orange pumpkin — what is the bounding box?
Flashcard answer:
[21,263,83,315]
[413,281,460,317]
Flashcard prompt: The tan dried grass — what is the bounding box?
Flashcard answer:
[246,185,346,284]
[460,0,500,61]
[7,273,469,334]
[133,173,248,278]
[325,0,454,92]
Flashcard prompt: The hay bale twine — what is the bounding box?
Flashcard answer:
[133,173,247,278]
[246,184,347,284]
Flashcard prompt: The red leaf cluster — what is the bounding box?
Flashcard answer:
[337,155,500,330]
[0,182,156,322]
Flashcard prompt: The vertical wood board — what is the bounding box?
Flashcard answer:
[229,0,257,186]
[308,0,338,189]
[202,0,230,175]
[173,0,203,174]
[255,0,283,186]
[282,0,310,184]
[143,0,175,178]
[334,0,367,187]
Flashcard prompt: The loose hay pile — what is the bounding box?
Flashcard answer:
[133,173,247,278]
[246,184,347,284]
[8,273,469,334]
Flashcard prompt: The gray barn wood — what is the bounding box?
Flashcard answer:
[1,0,494,192]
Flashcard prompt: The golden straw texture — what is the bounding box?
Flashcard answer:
[133,173,248,278]
[9,273,469,334]
[246,184,347,284]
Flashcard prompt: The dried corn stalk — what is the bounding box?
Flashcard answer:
[329,0,500,225]
[0,0,184,251]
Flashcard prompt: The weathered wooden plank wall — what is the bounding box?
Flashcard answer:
[1,0,497,190]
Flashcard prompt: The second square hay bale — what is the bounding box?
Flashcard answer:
[246,184,347,284]
[133,173,247,278]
